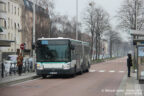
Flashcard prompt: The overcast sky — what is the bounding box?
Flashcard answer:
[54,0,131,42]
[54,0,124,27]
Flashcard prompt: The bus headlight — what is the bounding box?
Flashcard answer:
[37,64,44,70]
[62,64,70,70]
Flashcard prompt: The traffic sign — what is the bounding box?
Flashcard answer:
[20,43,25,50]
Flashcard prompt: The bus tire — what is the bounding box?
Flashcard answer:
[71,67,76,77]
[42,74,47,78]
[85,69,89,72]
[78,65,83,75]
[85,63,90,72]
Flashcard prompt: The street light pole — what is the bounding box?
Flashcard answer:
[33,3,36,48]
[32,2,36,71]
[76,0,78,40]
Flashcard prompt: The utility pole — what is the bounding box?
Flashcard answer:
[33,3,36,48]
[32,2,36,71]
[134,0,138,78]
[76,0,78,40]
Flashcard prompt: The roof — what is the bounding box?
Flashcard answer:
[0,40,14,47]
[38,37,89,45]
[133,39,144,42]
[22,0,49,17]
[23,0,33,11]
[131,31,144,36]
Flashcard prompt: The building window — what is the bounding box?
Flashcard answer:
[15,7,16,14]
[14,23,16,30]
[11,19,13,29]
[4,20,6,28]
[8,2,10,12]
[11,34,13,40]
[12,5,13,14]
[4,3,6,12]
[17,23,19,29]
[0,19,6,28]
[18,8,19,16]
[8,18,10,28]
[8,33,10,39]
[0,3,6,12]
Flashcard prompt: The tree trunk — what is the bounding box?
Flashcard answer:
[110,40,112,58]
[95,35,98,60]
[91,33,94,59]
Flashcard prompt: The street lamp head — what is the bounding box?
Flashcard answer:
[89,1,95,6]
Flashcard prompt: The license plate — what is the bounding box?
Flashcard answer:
[49,72,57,74]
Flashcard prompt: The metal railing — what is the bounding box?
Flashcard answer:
[1,61,36,78]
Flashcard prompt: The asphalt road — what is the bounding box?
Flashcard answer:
[0,57,127,96]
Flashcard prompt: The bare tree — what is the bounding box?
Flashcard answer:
[105,30,121,58]
[84,1,110,59]
[83,2,96,58]
[94,7,110,59]
[117,0,144,30]
[49,14,82,39]
[35,0,55,37]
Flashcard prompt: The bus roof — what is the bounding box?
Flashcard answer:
[38,37,89,45]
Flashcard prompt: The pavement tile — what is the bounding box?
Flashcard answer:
[116,72,143,96]
[0,72,38,86]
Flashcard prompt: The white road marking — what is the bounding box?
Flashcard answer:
[89,69,125,73]
[89,69,96,72]
[99,70,105,72]
[109,70,115,73]
[119,71,125,73]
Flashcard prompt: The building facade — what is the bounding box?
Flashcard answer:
[0,0,22,54]
[0,0,50,57]
[21,0,50,56]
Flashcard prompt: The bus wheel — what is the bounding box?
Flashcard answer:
[85,69,89,72]
[78,66,83,75]
[42,74,47,78]
[85,63,90,72]
[71,67,76,77]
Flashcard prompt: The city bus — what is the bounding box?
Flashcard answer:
[36,37,91,78]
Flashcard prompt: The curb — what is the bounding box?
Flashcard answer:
[0,75,40,87]
[115,74,127,96]
[116,73,143,96]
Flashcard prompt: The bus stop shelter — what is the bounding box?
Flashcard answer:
[131,31,144,81]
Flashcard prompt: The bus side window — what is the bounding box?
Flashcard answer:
[71,49,75,60]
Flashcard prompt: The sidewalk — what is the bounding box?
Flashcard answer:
[116,72,143,96]
[0,72,39,87]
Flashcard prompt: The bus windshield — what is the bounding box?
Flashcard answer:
[36,40,70,62]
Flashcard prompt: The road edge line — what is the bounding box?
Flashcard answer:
[115,74,127,96]
[0,75,40,87]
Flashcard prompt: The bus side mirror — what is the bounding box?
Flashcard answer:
[71,45,75,50]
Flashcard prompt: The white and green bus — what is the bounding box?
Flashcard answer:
[36,37,91,78]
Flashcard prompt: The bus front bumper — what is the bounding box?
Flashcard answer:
[36,68,75,75]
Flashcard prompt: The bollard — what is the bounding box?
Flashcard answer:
[27,62,29,72]
[24,62,26,73]
[9,63,12,75]
[1,62,4,78]
[14,63,16,75]
[30,62,32,72]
